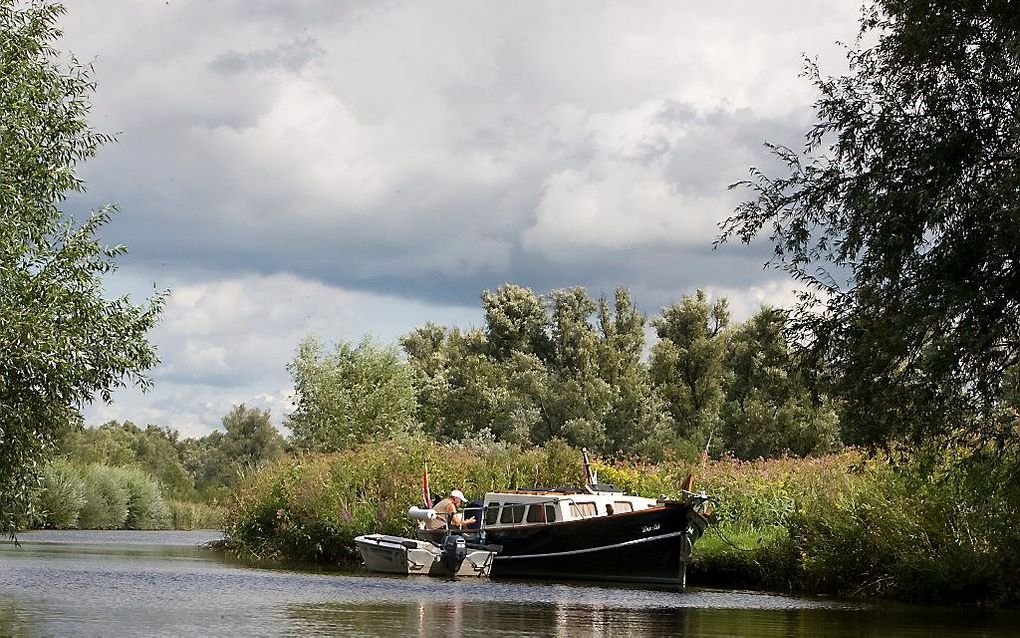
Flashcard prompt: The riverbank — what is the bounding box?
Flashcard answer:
[223,437,1020,606]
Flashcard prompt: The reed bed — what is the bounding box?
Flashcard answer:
[224,436,1020,604]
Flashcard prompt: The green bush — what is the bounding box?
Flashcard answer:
[37,461,86,529]
[78,465,130,529]
[30,461,221,532]
[118,466,172,530]
[784,446,1020,603]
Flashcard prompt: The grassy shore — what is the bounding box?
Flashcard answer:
[223,436,1020,605]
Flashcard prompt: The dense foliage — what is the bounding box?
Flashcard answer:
[55,407,285,503]
[287,337,417,451]
[0,0,164,538]
[396,285,840,460]
[32,407,278,530]
[35,461,171,530]
[57,421,194,498]
[35,458,223,531]
[722,0,1020,445]
[179,404,286,499]
[225,436,583,563]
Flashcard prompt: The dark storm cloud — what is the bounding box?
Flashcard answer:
[84,97,803,311]
[210,38,325,75]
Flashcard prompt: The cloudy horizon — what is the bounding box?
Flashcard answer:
[64,0,862,438]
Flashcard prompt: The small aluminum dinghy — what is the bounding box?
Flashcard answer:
[355,533,495,577]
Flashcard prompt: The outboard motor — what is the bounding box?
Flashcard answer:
[439,534,467,575]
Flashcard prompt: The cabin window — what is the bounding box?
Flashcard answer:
[484,503,500,525]
[500,503,526,524]
[569,502,597,518]
[613,501,634,513]
[526,504,546,523]
[545,504,557,522]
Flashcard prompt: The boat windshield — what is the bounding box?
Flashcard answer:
[500,503,526,524]
[484,503,500,525]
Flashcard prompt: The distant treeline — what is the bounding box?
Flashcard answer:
[52,404,286,502]
[288,285,841,461]
[30,406,285,530]
[35,461,224,531]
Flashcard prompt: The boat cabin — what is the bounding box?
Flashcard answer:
[479,489,659,529]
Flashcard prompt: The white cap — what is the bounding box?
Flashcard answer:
[450,490,466,501]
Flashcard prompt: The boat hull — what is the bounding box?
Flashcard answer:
[485,503,705,586]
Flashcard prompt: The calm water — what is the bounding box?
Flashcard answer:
[1,530,1017,637]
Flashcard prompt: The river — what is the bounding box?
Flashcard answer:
[1,530,1016,636]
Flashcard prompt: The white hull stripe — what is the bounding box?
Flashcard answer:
[494,530,684,561]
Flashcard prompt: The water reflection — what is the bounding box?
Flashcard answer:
[0,598,35,638]
[2,531,1018,637]
[288,599,694,637]
[285,597,1020,638]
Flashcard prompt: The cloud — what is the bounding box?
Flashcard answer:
[63,0,859,302]
[210,37,325,75]
[83,271,482,435]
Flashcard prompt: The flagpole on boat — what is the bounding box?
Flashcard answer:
[422,461,432,508]
[581,448,595,487]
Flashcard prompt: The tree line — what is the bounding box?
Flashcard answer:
[54,405,285,503]
[288,285,842,460]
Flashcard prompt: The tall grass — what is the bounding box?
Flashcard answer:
[225,436,585,562]
[224,436,1020,604]
[780,445,1020,603]
[167,500,225,530]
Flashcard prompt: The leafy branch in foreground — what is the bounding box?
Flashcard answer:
[721,1,1020,446]
[1,0,165,537]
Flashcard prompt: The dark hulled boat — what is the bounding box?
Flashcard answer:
[416,452,710,588]
[482,496,706,586]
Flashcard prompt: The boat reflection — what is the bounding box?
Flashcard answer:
[287,598,693,637]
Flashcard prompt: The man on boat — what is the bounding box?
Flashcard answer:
[426,489,476,530]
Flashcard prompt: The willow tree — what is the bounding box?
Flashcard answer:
[649,290,730,453]
[721,1,1020,446]
[1,1,164,537]
[287,337,418,451]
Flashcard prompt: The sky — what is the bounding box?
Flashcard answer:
[61,0,863,438]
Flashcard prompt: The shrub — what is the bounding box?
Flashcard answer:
[117,466,172,530]
[225,435,588,562]
[78,465,130,529]
[224,437,1020,604]
[37,461,86,529]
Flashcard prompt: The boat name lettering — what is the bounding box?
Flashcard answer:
[641,523,660,533]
